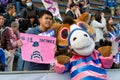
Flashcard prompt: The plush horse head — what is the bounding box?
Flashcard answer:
[49,13,95,56]
[68,24,95,56]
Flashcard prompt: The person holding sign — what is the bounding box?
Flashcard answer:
[24,10,54,70]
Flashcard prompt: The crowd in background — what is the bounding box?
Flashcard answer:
[0,0,120,71]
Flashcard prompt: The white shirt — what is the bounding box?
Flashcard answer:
[90,17,106,42]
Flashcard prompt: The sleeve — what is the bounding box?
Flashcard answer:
[0,48,6,65]
[20,8,26,18]
[92,17,106,28]
[5,28,18,50]
[66,11,74,18]
[100,54,113,69]
[4,14,16,26]
[26,28,34,34]
[54,61,70,74]
[67,0,72,8]
[2,28,13,50]
[36,8,41,17]
[9,28,19,49]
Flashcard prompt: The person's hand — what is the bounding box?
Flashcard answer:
[12,12,17,17]
[8,50,15,54]
[17,39,22,47]
[101,12,105,18]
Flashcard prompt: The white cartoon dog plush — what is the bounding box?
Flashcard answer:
[54,24,113,80]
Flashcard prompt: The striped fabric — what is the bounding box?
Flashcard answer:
[54,50,113,80]
[108,30,116,41]
[69,50,108,80]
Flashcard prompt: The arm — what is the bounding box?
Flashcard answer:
[67,0,72,8]
[8,28,18,49]
[20,8,26,18]
[4,14,16,26]
[66,11,74,19]
[92,17,106,28]
[36,7,41,17]
[100,54,113,69]
[54,61,70,74]
[2,28,14,50]
[54,55,70,74]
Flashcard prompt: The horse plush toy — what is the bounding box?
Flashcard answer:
[54,24,113,80]
[50,12,95,57]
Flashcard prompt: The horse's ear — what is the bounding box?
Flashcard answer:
[50,23,61,31]
[75,12,89,23]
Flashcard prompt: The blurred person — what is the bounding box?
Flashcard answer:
[90,12,106,49]
[66,3,77,19]
[15,0,27,15]
[0,14,6,71]
[1,21,22,71]
[10,21,22,71]
[116,5,120,16]
[24,10,54,70]
[66,0,81,18]
[105,17,118,55]
[4,3,18,26]
[20,0,40,19]
[105,0,117,16]
[19,12,39,33]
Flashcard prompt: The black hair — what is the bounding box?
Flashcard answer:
[63,16,74,25]
[70,3,76,9]
[26,12,37,19]
[39,10,53,18]
[0,13,4,17]
[94,12,101,23]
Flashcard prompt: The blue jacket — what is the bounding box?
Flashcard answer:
[26,26,42,35]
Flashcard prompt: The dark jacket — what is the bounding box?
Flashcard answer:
[19,19,39,33]
[1,27,18,51]
[4,13,16,26]
[20,5,40,18]
[66,10,77,19]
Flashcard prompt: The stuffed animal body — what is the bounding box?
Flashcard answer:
[54,25,113,80]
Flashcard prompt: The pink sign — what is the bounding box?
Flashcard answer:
[20,33,56,64]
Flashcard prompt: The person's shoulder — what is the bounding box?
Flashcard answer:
[3,13,8,17]
[26,26,38,34]
[21,7,27,12]
[26,28,35,34]
[2,27,12,34]
[66,10,72,13]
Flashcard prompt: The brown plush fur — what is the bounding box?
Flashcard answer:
[57,55,70,64]
[75,12,89,23]
[98,46,111,57]
[50,13,95,64]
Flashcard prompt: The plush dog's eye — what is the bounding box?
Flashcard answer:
[73,37,77,41]
[84,34,88,37]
